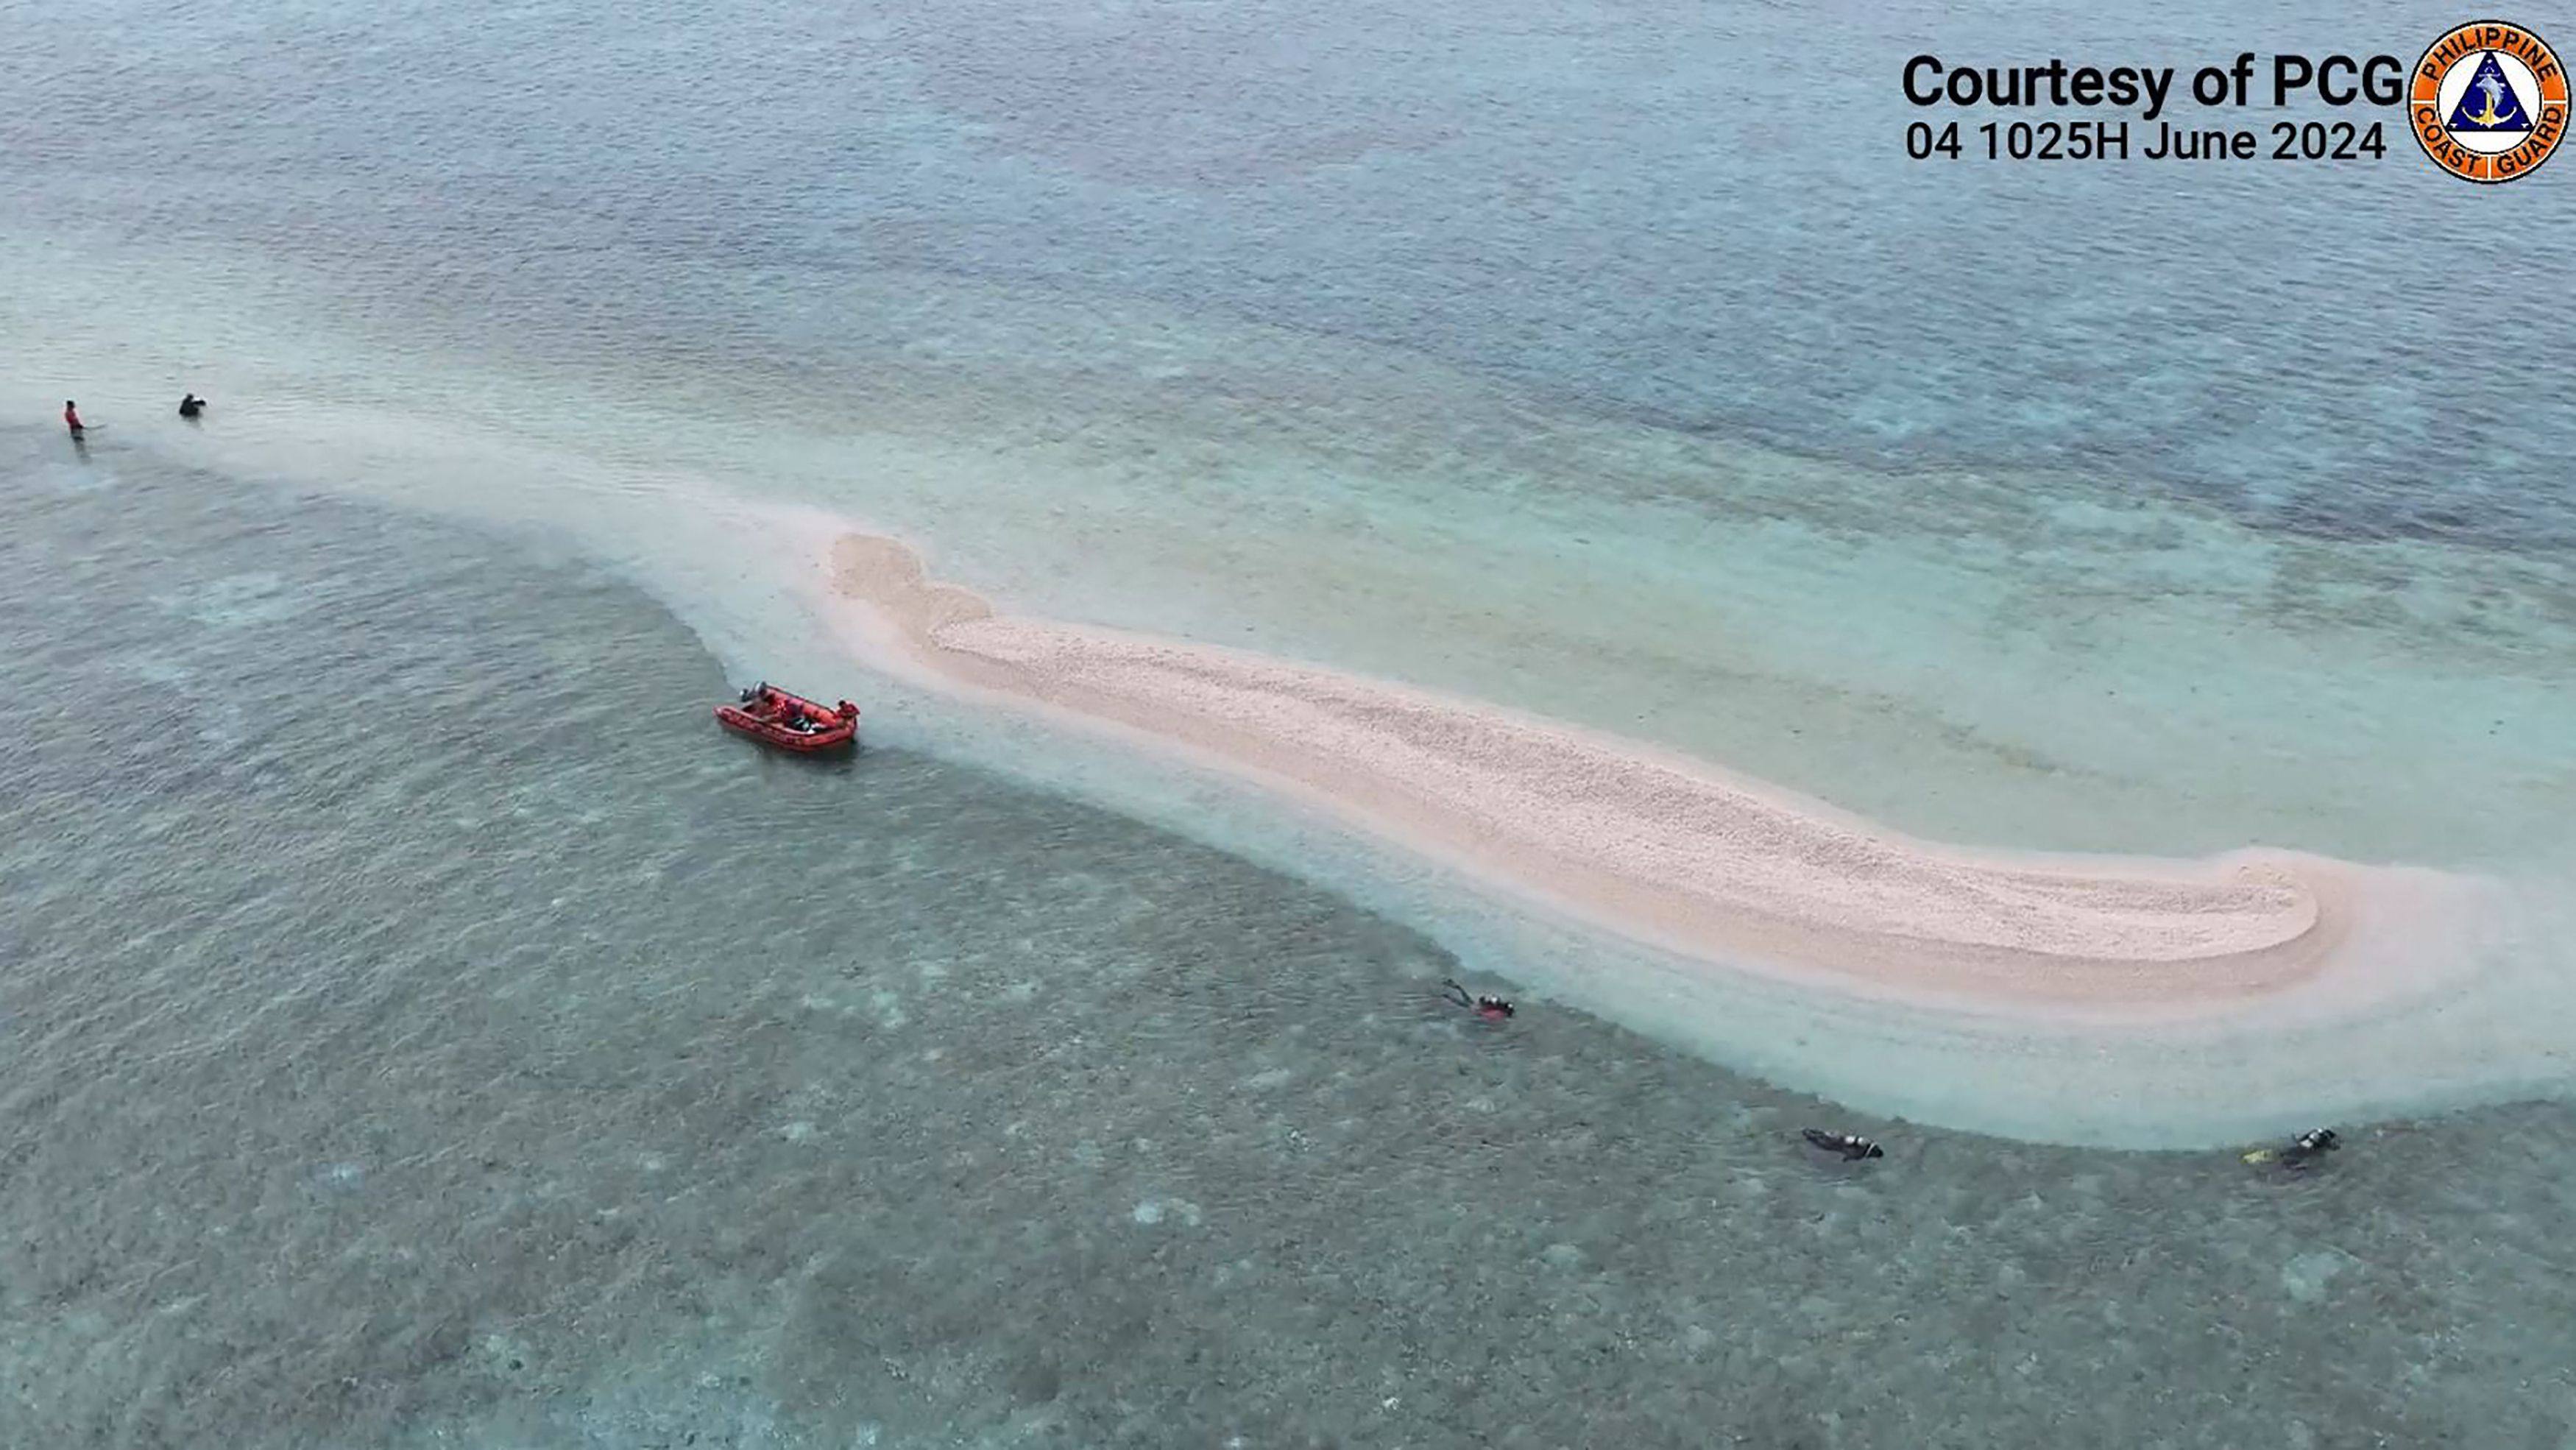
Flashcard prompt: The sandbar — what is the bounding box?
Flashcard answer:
[812,528,2463,1016]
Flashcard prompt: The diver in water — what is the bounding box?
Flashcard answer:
[2281,1128,2340,1167]
[178,392,206,418]
[2243,1126,2340,1169]
[1802,1128,1884,1161]
[1441,978,1515,1020]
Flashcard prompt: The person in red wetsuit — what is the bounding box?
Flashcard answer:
[63,400,85,437]
[1441,978,1515,1020]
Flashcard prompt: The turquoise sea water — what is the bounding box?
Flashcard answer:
[9,447,2576,1448]
[4,0,2574,1441]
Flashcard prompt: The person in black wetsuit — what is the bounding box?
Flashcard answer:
[2279,1127,2340,1167]
[2241,1126,2340,1168]
[178,392,206,419]
[1802,1128,1883,1161]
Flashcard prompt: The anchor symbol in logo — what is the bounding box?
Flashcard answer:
[2468,74,2517,126]
[2446,52,2534,132]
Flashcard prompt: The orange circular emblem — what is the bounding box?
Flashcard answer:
[2412,20,2566,182]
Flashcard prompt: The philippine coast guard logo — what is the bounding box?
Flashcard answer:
[2412,21,2566,182]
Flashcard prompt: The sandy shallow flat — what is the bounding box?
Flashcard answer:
[812,528,2476,1019]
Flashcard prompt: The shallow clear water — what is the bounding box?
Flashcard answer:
[7,0,2572,872]
[4,0,2575,1440]
[7,453,2575,1447]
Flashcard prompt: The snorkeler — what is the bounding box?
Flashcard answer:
[1802,1128,1884,1161]
[1441,978,1515,1020]
[2245,1127,2340,1168]
[178,392,206,418]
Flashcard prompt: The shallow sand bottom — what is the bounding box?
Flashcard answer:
[815,528,2480,1021]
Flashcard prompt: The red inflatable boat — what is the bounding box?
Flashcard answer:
[715,682,860,752]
